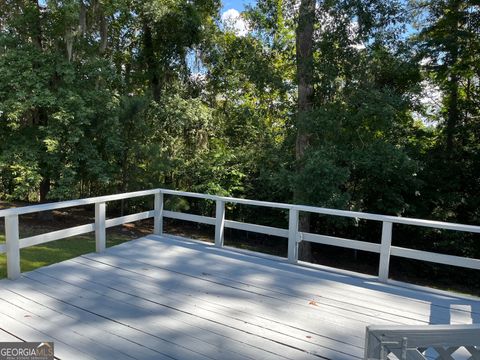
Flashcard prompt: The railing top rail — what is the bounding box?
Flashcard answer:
[164,190,480,233]
[294,204,480,233]
[161,189,293,210]
[1,188,479,234]
[0,189,159,217]
[367,324,480,332]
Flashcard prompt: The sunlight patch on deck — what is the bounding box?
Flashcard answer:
[0,235,479,360]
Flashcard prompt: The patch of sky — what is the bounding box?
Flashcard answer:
[221,0,257,12]
[187,0,255,76]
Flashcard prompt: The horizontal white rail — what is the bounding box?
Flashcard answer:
[301,232,381,253]
[2,187,477,232]
[1,188,479,284]
[295,204,480,233]
[105,210,155,228]
[162,210,290,238]
[163,210,215,225]
[391,246,480,270]
[162,189,480,233]
[225,220,289,238]
[161,189,293,210]
[16,211,157,250]
[0,189,159,217]
[20,223,96,248]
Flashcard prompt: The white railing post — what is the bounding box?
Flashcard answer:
[95,202,106,252]
[215,200,225,247]
[154,190,164,235]
[5,214,21,280]
[288,208,299,263]
[378,221,393,282]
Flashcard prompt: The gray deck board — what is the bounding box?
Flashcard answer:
[1,234,479,360]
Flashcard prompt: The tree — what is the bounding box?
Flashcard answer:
[415,0,479,152]
[412,0,480,226]
[0,0,121,201]
[137,0,219,100]
[295,0,315,260]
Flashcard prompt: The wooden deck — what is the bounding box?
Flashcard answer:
[0,235,479,360]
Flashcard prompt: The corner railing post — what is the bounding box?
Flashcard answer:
[95,202,106,252]
[154,190,164,236]
[378,221,393,282]
[215,200,225,248]
[5,214,20,280]
[288,208,299,264]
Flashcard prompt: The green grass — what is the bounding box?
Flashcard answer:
[0,233,134,279]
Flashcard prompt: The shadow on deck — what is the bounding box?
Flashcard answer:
[0,235,479,360]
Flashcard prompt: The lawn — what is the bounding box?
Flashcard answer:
[0,200,150,279]
[0,231,136,279]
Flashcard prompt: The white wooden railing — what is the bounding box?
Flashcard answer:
[1,188,480,281]
[364,324,480,360]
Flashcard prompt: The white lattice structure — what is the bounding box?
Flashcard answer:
[365,324,480,360]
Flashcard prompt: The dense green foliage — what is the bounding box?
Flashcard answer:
[0,0,479,286]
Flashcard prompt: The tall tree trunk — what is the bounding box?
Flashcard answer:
[143,23,161,101]
[32,3,52,206]
[99,13,108,54]
[446,74,459,153]
[79,0,87,36]
[295,0,315,262]
[445,0,461,154]
[39,177,54,221]
[37,107,51,205]
[33,1,44,50]
[39,178,50,203]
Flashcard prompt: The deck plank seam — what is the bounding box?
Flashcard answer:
[0,295,139,360]
[74,252,472,327]
[80,252,432,325]
[1,236,478,360]
[19,274,219,360]
[62,259,367,353]
[0,306,94,360]
[147,235,480,305]
[35,265,364,358]
[1,287,184,360]
[25,269,353,360]
[139,236,480,315]
[70,256,400,334]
